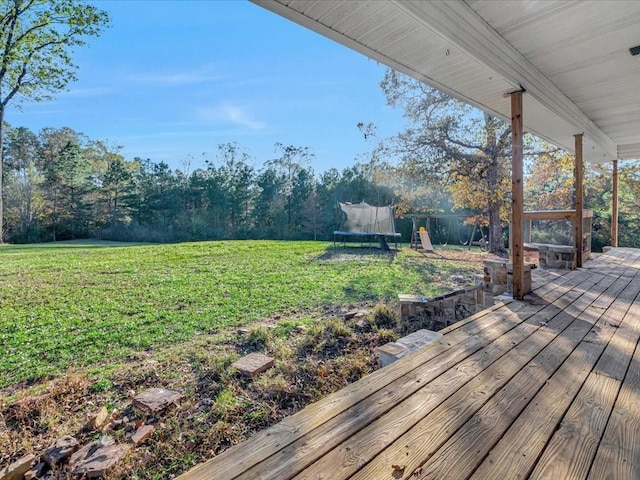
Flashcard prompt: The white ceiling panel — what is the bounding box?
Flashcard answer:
[253,0,640,162]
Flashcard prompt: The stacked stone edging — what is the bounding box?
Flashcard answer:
[398,284,484,330]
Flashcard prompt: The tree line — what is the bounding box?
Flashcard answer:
[2,2,637,251]
[3,120,638,250]
[1,125,400,243]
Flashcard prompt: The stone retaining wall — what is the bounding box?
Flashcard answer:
[398,284,484,330]
[483,259,532,296]
[377,329,443,367]
[523,243,578,269]
[538,244,576,269]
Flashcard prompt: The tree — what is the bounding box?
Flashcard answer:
[617,161,640,247]
[270,143,314,238]
[216,143,254,236]
[524,150,574,211]
[0,0,109,242]
[367,69,556,253]
[367,70,511,252]
[102,155,132,224]
[3,124,42,240]
[254,165,285,238]
[41,136,93,239]
[84,139,135,226]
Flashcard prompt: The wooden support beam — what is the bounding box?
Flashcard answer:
[612,159,619,247]
[524,210,581,220]
[511,91,524,299]
[574,134,584,268]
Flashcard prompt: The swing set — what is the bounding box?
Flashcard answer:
[409,214,488,250]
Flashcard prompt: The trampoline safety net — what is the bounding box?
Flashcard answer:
[338,201,396,235]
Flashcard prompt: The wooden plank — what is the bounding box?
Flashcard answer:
[529,374,619,480]
[273,310,557,480]
[401,268,633,480]
[511,91,524,299]
[469,274,640,480]
[523,209,576,220]
[351,328,575,479]
[522,210,594,220]
[342,269,617,480]
[504,270,640,479]
[587,297,640,480]
[417,316,615,479]
[468,325,616,480]
[590,255,640,310]
[591,282,640,380]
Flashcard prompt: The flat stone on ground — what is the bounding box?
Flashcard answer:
[0,453,36,480]
[43,435,79,467]
[130,425,155,446]
[344,310,360,320]
[23,461,46,480]
[86,406,109,431]
[73,444,126,479]
[232,352,275,377]
[377,343,407,368]
[69,441,100,468]
[133,388,182,413]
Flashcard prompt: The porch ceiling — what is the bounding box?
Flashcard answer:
[252,0,640,163]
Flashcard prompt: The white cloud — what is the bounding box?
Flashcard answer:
[128,67,223,86]
[197,103,265,130]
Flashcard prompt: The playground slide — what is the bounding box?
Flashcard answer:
[419,230,435,252]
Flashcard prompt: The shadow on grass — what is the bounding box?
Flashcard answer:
[0,239,152,252]
[315,245,398,263]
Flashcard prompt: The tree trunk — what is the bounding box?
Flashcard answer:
[487,199,504,253]
[113,188,118,224]
[0,105,4,243]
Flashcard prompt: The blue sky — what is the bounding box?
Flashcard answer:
[7,1,406,174]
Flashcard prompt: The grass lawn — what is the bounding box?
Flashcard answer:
[0,239,493,477]
[0,240,486,389]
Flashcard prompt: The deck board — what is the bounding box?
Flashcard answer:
[417,266,640,480]
[587,292,640,480]
[529,267,640,480]
[357,261,626,480]
[468,271,640,479]
[178,248,640,480]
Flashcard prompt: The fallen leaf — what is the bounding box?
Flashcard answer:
[392,465,405,472]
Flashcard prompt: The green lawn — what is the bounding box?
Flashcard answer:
[0,240,482,388]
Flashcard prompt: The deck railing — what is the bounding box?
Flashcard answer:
[522,209,593,261]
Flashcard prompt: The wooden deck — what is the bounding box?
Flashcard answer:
[179,248,640,480]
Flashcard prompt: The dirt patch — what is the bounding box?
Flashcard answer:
[317,245,499,266]
[415,246,501,265]
[315,246,399,262]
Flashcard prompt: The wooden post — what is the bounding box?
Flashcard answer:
[574,134,583,268]
[612,159,619,247]
[523,219,532,243]
[511,91,524,299]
